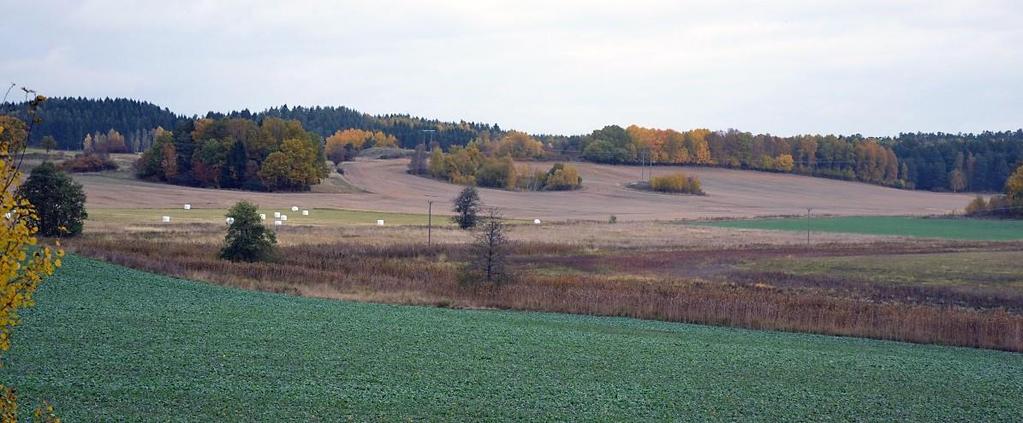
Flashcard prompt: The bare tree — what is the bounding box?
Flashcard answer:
[462,208,511,284]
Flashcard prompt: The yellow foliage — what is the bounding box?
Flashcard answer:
[0,104,63,421]
[775,154,795,172]
[326,128,397,154]
[493,131,544,159]
[649,172,704,195]
[544,164,582,191]
[1005,165,1023,202]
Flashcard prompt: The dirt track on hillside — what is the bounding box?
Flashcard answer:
[80,159,974,221]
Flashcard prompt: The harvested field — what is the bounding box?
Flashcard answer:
[76,159,974,221]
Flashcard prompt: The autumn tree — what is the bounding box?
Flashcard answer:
[105,129,127,153]
[452,186,481,229]
[428,147,446,178]
[493,131,544,159]
[135,130,175,180]
[0,96,63,420]
[258,139,325,191]
[17,162,88,237]
[476,156,517,189]
[325,129,398,159]
[775,154,795,172]
[1006,164,1023,203]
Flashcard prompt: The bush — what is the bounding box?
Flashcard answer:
[543,163,582,191]
[58,153,118,173]
[649,172,705,195]
[965,196,989,215]
[17,162,88,237]
[476,156,516,189]
[220,201,277,262]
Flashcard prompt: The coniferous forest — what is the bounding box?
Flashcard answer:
[4,97,1021,192]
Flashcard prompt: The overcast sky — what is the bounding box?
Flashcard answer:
[2,0,1021,136]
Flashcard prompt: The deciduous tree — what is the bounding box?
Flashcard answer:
[461,208,510,284]
[17,162,87,237]
[0,96,63,420]
[452,186,481,229]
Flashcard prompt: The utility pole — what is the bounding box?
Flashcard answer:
[427,199,434,246]
[421,129,436,149]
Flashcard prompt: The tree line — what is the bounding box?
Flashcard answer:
[218,105,502,151]
[9,97,1022,193]
[544,125,1023,192]
[2,97,180,151]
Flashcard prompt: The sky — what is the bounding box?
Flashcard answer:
[2,0,1021,136]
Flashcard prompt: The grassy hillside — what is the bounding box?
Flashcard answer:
[697,216,1023,241]
[3,256,1022,421]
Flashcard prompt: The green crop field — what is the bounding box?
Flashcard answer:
[696,215,1023,240]
[3,256,1022,421]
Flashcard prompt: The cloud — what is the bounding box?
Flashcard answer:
[2,0,1022,135]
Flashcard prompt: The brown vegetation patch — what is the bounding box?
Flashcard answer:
[67,225,1023,352]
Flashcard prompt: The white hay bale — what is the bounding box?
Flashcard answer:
[533,218,542,224]
[376,219,385,226]
[274,220,283,226]
[274,211,281,219]
[281,215,288,221]
[183,204,191,210]
[259,213,266,220]
[302,210,309,216]
[291,206,299,212]
[162,216,171,223]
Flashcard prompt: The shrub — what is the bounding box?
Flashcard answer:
[965,196,989,216]
[543,163,582,191]
[476,156,516,189]
[17,162,88,237]
[58,153,118,173]
[649,172,704,195]
[220,201,277,262]
[452,186,481,229]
